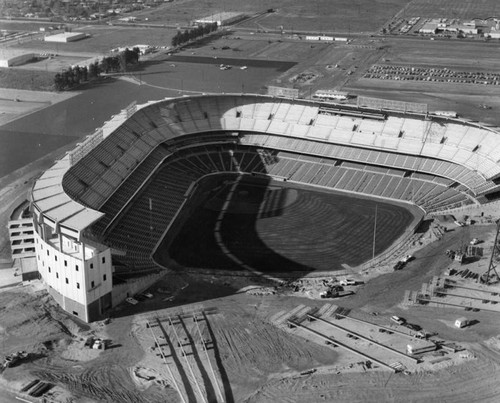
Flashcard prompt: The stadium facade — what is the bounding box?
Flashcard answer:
[30,94,500,322]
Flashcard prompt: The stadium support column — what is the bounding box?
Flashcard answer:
[81,240,86,263]
[58,231,64,254]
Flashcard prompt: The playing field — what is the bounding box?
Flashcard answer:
[156,174,419,274]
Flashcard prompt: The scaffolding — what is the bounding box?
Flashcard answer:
[483,220,500,284]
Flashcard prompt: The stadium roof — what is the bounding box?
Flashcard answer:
[31,155,104,232]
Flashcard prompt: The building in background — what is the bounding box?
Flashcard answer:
[193,12,246,26]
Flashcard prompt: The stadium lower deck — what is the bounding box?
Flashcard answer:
[155,174,418,273]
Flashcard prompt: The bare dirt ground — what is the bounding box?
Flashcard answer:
[3,225,500,403]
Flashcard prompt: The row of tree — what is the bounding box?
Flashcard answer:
[54,47,141,91]
[171,22,218,47]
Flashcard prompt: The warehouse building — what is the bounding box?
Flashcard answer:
[44,32,87,43]
[0,52,35,67]
[193,12,246,26]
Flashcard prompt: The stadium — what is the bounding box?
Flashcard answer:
[30,93,500,322]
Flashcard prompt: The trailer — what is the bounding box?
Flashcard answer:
[455,317,469,328]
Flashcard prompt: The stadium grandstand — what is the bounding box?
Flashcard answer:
[30,94,500,322]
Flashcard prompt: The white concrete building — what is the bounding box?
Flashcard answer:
[44,32,87,43]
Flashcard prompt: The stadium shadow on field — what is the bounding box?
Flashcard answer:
[153,148,320,278]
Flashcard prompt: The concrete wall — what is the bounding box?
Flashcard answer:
[111,271,165,307]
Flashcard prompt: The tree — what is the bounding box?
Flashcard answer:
[132,47,141,62]
[100,57,110,73]
[72,65,81,84]
[81,66,88,82]
[54,73,64,91]
[171,31,181,47]
[88,61,99,78]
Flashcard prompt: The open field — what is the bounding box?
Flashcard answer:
[237,0,409,34]
[400,0,500,20]
[0,68,54,91]
[160,175,418,273]
[128,0,411,34]
[12,25,177,54]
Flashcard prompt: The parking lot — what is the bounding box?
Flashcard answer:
[364,64,500,85]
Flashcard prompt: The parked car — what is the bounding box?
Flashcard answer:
[126,297,138,305]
